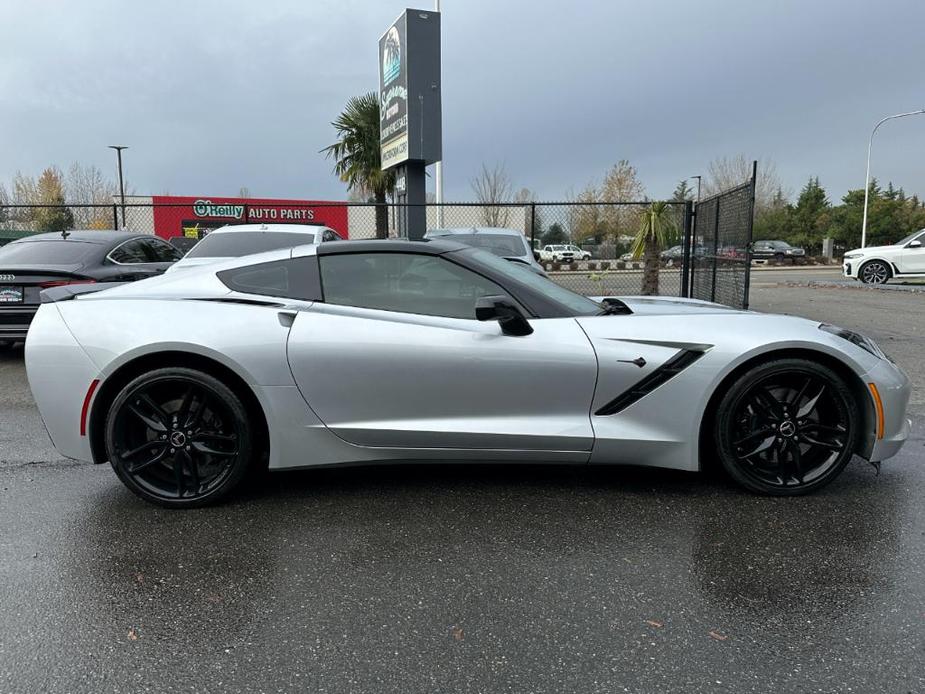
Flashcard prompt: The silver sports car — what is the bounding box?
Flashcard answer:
[25,239,911,507]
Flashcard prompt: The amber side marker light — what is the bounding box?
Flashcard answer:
[868,383,885,440]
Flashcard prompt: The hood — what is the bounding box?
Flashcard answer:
[845,245,896,255]
[591,295,747,316]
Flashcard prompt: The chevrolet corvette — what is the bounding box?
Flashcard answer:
[25,239,911,507]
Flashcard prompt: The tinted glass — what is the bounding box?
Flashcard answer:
[108,239,151,264]
[320,253,510,319]
[145,238,183,262]
[439,233,526,258]
[455,247,603,315]
[0,240,97,265]
[186,231,315,258]
[322,230,342,242]
[217,257,322,301]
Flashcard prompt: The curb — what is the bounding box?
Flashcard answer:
[783,280,925,294]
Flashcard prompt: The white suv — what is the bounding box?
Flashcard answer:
[843,228,925,284]
[539,245,576,262]
[167,223,342,272]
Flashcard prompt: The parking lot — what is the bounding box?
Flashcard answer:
[1,278,923,693]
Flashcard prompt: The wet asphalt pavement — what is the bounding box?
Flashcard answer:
[1,282,924,693]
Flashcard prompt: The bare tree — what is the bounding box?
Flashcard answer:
[238,186,251,199]
[513,187,535,204]
[471,162,512,227]
[65,163,118,228]
[703,155,787,214]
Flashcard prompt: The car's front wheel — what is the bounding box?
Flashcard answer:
[713,358,859,495]
[105,367,254,508]
[859,260,891,285]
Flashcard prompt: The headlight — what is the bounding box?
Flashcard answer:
[843,252,863,259]
[819,324,886,359]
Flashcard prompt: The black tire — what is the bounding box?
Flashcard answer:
[713,358,859,496]
[774,252,785,263]
[858,259,891,285]
[105,367,254,508]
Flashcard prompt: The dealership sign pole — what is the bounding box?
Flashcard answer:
[379,9,442,240]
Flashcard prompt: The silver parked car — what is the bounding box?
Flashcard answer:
[424,227,545,275]
[26,239,910,507]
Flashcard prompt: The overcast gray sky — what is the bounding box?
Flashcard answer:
[2,0,923,202]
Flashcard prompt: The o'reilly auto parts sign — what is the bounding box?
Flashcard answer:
[379,9,442,170]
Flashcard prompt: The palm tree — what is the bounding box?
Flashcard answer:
[322,93,394,238]
[631,201,677,295]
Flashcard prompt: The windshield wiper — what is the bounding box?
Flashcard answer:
[597,297,633,316]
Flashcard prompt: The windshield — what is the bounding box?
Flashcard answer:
[441,233,527,258]
[457,247,603,316]
[896,229,925,246]
[186,231,316,258]
[0,240,97,265]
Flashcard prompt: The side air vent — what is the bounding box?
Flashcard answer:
[594,349,705,416]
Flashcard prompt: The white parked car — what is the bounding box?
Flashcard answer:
[167,223,343,272]
[539,244,577,263]
[842,228,925,284]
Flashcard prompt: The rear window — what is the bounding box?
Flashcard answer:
[441,234,527,258]
[0,240,97,265]
[186,231,316,259]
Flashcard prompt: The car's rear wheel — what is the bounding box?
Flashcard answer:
[714,358,858,495]
[859,260,891,285]
[105,367,253,508]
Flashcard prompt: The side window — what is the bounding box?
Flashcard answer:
[319,252,511,319]
[322,230,342,242]
[108,239,150,264]
[217,257,322,301]
[145,238,184,262]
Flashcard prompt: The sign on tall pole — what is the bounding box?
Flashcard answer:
[379,9,442,240]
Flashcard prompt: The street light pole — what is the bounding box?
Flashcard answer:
[860,109,925,248]
[691,175,702,203]
[434,0,443,228]
[108,145,128,229]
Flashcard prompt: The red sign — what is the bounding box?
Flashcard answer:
[151,196,349,240]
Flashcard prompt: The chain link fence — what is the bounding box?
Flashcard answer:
[0,199,715,301]
[0,201,696,300]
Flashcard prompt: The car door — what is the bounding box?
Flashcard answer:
[286,251,598,452]
[899,231,925,273]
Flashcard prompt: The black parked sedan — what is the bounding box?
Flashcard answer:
[0,230,182,347]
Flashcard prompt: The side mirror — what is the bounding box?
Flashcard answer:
[533,250,541,261]
[908,240,922,248]
[475,295,533,336]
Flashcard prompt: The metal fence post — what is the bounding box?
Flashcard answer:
[710,198,720,303]
[680,200,693,298]
[112,204,119,230]
[742,160,758,310]
[530,202,536,249]
[243,204,250,224]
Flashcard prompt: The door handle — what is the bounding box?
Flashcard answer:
[278,311,296,328]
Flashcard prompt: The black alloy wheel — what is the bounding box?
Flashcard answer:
[859,260,891,285]
[774,252,785,263]
[105,367,253,507]
[714,358,859,495]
